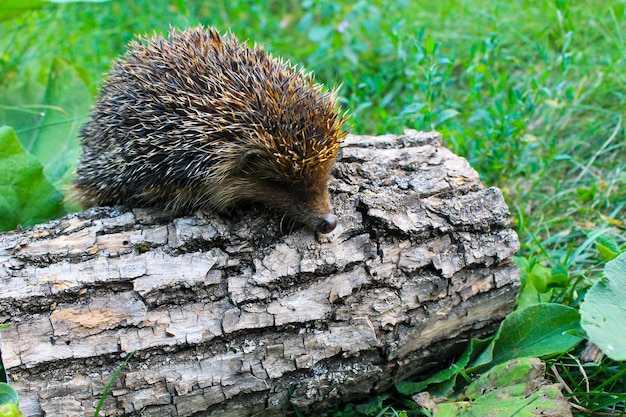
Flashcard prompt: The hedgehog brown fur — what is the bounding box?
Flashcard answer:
[73,26,349,233]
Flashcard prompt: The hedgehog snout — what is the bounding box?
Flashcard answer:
[302,192,338,234]
[277,185,337,234]
[316,213,337,234]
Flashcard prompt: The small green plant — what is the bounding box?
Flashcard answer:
[426,357,570,416]
[0,126,66,230]
[580,252,626,361]
[94,350,136,417]
[0,383,23,417]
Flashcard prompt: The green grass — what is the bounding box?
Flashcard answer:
[1,0,625,415]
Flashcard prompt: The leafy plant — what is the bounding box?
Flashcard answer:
[580,251,626,361]
[0,383,22,417]
[514,256,571,309]
[0,0,97,231]
[0,126,65,231]
[0,57,91,188]
[427,358,571,416]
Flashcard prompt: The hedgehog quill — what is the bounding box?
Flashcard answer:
[73,26,349,233]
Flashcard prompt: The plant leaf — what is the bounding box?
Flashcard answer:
[0,383,19,405]
[0,57,91,188]
[435,108,460,126]
[0,126,65,232]
[513,257,554,310]
[469,303,583,371]
[550,264,570,288]
[580,252,626,360]
[596,235,620,261]
[432,358,572,417]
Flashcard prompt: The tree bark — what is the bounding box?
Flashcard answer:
[0,130,520,416]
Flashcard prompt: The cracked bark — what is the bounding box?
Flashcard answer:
[0,130,520,416]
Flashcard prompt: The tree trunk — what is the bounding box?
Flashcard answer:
[0,130,520,416]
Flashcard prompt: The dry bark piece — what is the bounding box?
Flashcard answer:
[0,130,520,416]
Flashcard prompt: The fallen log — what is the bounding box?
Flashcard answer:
[0,130,520,416]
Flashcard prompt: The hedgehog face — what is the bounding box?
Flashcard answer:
[233,149,338,233]
[262,178,336,234]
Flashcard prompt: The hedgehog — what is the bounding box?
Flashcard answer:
[73,26,349,234]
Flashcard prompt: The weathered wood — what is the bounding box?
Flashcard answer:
[0,130,520,416]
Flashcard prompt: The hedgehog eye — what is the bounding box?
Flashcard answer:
[263,178,303,198]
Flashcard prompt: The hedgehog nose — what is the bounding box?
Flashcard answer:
[316,213,337,234]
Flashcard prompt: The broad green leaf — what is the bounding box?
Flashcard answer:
[0,383,18,405]
[596,235,620,261]
[0,383,22,417]
[580,252,626,360]
[550,264,569,288]
[0,126,65,231]
[529,264,551,293]
[469,303,583,371]
[0,57,91,188]
[433,358,571,417]
[435,108,460,127]
[400,102,426,116]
